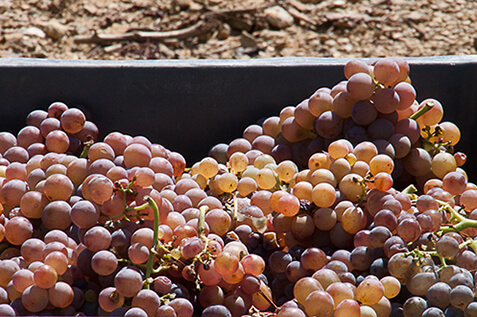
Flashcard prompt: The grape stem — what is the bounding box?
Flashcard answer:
[79,139,94,158]
[197,205,208,240]
[438,203,477,233]
[402,184,418,195]
[409,100,434,121]
[144,195,160,286]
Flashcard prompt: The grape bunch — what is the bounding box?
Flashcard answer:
[0,57,476,317]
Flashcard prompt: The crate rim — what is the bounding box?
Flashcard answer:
[0,55,476,68]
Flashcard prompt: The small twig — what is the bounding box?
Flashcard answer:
[74,5,269,45]
[405,19,428,39]
[74,19,214,44]
[286,7,317,26]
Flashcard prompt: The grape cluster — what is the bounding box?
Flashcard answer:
[0,57,476,317]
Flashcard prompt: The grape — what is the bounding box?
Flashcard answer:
[436,235,460,259]
[22,284,49,312]
[312,182,336,207]
[326,282,355,308]
[4,216,33,245]
[243,124,262,143]
[294,100,316,130]
[304,290,334,317]
[1,179,28,206]
[374,58,400,86]
[292,277,323,305]
[350,246,372,271]
[43,173,74,201]
[12,269,34,293]
[44,250,68,275]
[202,305,232,317]
[291,213,314,240]
[92,250,118,276]
[344,59,370,79]
[33,264,57,289]
[169,298,194,317]
[276,160,298,183]
[407,271,438,296]
[45,129,70,153]
[339,173,364,202]
[98,287,125,312]
[308,152,332,171]
[333,91,356,119]
[132,289,161,317]
[427,282,451,310]
[240,254,265,277]
[432,152,457,179]
[439,121,461,146]
[334,299,361,317]
[115,267,143,298]
[353,141,378,163]
[84,226,111,252]
[404,147,432,176]
[276,193,300,217]
[351,100,378,125]
[443,171,467,196]
[403,296,427,317]
[328,139,353,159]
[417,98,444,126]
[450,285,474,311]
[309,92,333,117]
[277,307,306,317]
[356,275,385,305]
[71,200,100,229]
[124,143,152,168]
[341,205,366,234]
[48,281,74,308]
[395,82,416,110]
[153,276,173,295]
[181,236,205,259]
[369,154,394,175]
[313,207,337,231]
[380,276,401,299]
[4,145,29,163]
[87,175,114,204]
[347,73,375,101]
[422,307,445,317]
[41,200,72,230]
[373,88,400,114]
[395,118,421,144]
[0,261,19,289]
[464,302,477,316]
[314,110,343,139]
[21,238,45,264]
[125,307,149,317]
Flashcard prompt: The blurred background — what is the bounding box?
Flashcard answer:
[1,0,475,60]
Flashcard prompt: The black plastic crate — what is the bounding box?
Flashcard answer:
[0,56,476,178]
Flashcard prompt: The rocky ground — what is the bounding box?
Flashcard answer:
[0,0,475,60]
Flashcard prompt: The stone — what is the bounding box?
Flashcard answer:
[23,27,46,38]
[240,31,257,48]
[44,20,68,41]
[264,6,294,29]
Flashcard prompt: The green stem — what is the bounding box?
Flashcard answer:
[410,100,435,121]
[441,204,467,223]
[144,196,160,285]
[402,184,418,195]
[79,140,94,158]
[126,202,149,212]
[469,239,477,254]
